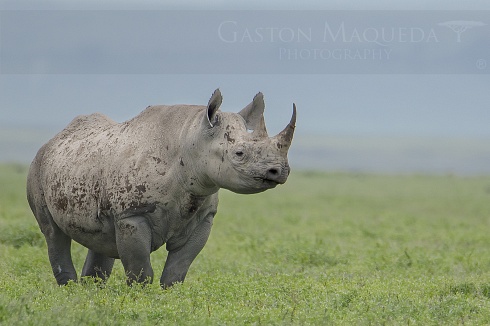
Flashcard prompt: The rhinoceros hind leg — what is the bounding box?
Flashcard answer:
[47,230,78,285]
[35,214,77,285]
[28,162,77,285]
[30,206,77,285]
[81,250,115,282]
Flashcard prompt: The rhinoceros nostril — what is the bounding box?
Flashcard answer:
[264,167,288,184]
[268,168,279,176]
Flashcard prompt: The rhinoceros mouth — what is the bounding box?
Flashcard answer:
[253,177,282,187]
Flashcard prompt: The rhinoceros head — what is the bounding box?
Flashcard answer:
[198,89,296,194]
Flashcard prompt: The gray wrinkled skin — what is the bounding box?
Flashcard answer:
[26,89,296,288]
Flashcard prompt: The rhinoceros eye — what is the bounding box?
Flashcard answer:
[233,147,246,161]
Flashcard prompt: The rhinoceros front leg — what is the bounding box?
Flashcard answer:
[160,214,214,289]
[81,250,115,282]
[115,216,154,285]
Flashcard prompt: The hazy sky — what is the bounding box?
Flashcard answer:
[0,1,489,173]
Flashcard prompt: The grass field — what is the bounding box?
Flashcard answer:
[1,163,490,325]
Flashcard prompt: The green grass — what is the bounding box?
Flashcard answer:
[1,163,490,325]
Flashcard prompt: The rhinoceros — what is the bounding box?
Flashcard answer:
[26,89,296,288]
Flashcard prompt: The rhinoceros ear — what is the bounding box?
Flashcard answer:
[206,88,222,127]
[238,92,268,137]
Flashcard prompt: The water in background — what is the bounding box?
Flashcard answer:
[291,134,490,175]
[2,127,489,175]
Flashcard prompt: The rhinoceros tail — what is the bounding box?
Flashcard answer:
[27,144,46,218]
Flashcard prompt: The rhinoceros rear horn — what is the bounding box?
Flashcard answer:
[238,92,268,138]
[273,103,297,154]
[206,88,222,127]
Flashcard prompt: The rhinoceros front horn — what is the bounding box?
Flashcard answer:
[273,103,296,154]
